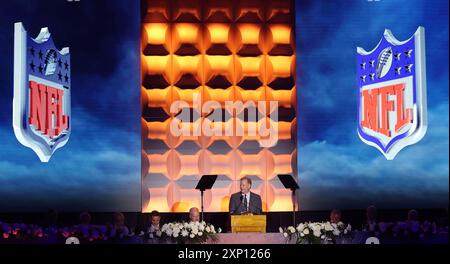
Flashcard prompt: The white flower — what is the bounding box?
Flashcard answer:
[173,233,179,238]
[199,225,205,231]
[321,235,325,239]
[217,228,222,233]
[181,230,188,237]
[198,232,203,237]
[333,229,340,236]
[283,232,288,238]
[313,229,321,237]
[279,227,284,233]
[191,227,198,235]
[296,224,304,232]
[324,223,333,231]
[288,226,296,233]
[189,233,195,238]
[303,228,310,235]
[300,233,305,237]
[205,226,211,233]
[166,229,173,236]
[156,230,162,237]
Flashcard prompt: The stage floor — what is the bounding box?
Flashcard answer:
[209,233,294,244]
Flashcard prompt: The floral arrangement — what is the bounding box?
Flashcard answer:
[61,225,112,242]
[158,221,221,244]
[0,222,45,241]
[0,221,124,243]
[279,222,352,244]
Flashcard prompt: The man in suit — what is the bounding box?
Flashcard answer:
[189,207,200,222]
[229,177,263,215]
[142,210,162,241]
[147,210,162,234]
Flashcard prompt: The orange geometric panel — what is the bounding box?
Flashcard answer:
[141,0,297,212]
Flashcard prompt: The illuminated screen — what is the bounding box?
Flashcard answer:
[140,0,298,213]
[0,0,141,212]
[296,0,448,210]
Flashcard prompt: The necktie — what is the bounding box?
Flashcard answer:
[242,194,248,212]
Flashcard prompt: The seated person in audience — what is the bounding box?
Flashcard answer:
[407,209,419,222]
[146,210,162,238]
[109,212,130,239]
[189,207,200,222]
[364,205,378,232]
[330,209,342,224]
[406,209,421,233]
[229,176,263,215]
[76,212,92,238]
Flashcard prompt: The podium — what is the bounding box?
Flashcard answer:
[231,215,267,233]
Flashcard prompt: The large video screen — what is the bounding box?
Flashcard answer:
[0,0,141,212]
[296,0,449,210]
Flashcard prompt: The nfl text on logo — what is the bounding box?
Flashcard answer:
[13,23,71,162]
[357,27,427,160]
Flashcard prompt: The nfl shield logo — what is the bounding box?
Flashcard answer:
[13,22,71,162]
[357,27,427,160]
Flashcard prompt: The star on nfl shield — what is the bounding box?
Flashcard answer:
[357,27,427,160]
[13,22,71,162]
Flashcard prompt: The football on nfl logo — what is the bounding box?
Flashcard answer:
[357,27,427,160]
[13,22,71,162]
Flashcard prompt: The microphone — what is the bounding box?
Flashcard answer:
[230,193,245,215]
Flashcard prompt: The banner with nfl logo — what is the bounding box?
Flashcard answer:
[13,22,71,162]
[357,27,427,160]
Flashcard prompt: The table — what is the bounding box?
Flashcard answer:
[208,233,294,244]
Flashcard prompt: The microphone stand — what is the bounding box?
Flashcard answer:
[231,193,245,215]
